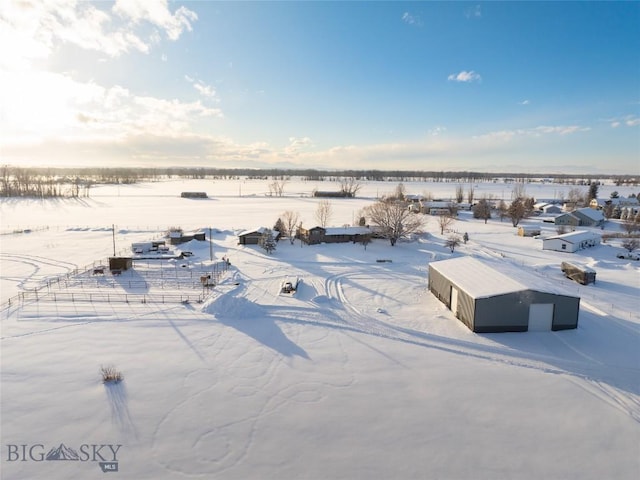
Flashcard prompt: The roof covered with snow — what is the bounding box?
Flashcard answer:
[573,208,604,221]
[429,256,529,299]
[238,226,270,236]
[544,230,601,243]
[324,226,371,236]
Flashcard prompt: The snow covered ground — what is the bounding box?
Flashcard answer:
[1,178,639,479]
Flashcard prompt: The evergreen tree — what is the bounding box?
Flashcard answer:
[259,230,277,254]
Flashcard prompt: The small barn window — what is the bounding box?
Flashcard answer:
[562,244,566,250]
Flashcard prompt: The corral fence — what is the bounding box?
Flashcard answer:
[1,256,230,313]
[9,290,204,305]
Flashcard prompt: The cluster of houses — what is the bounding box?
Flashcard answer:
[238,226,375,246]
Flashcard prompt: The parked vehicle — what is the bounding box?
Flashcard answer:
[281,277,300,294]
[616,253,640,260]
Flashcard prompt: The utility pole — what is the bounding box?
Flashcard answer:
[209,227,213,262]
[112,224,116,256]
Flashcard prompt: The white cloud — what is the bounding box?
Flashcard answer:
[427,126,447,137]
[605,115,639,128]
[0,69,222,149]
[401,12,422,27]
[184,76,218,100]
[0,0,197,67]
[473,125,590,143]
[519,100,530,105]
[465,5,482,19]
[284,136,313,156]
[447,70,481,83]
[113,0,197,41]
[624,115,640,127]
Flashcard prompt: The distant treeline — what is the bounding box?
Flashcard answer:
[1,165,638,198]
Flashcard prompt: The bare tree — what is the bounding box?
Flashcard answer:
[340,177,361,197]
[269,179,287,197]
[281,211,300,244]
[498,199,508,222]
[315,200,333,227]
[473,198,492,224]
[507,198,527,227]
[393,183,406,201]
[565,187,586,211]
[365,199,424,246]
[446,235,461,252]
[511,182,527,200]
[467,185,475,204]
[438,214,455,234]
[622,217,640,235]
[455,185,464,204]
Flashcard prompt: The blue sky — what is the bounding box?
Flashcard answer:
[1,1,638,173]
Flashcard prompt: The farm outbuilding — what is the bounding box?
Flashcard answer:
[554,208,604,228]
[428,257,580,333]
[180,192,208,198]
[109,256,133,273]
[517,225,541,237]
[542,230,600,253]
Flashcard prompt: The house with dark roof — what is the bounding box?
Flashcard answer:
[298,226,372,245]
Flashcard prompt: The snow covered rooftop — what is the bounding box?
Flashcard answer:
[324,226,371,236]
[574,207,604,221]
[545,230,601,243]
[429,256,529,299]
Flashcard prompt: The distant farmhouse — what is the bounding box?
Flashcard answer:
[238,227,280,245]
[428,256,580,333]
[554,207,604,228]
[167,229,206,245]
[298,226,372,245]
[589,196,639,210]
[409,200,457,215]
[542,230,600,253]
[533,202,563,215]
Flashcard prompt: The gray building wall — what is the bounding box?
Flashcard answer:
[428,265,580,333]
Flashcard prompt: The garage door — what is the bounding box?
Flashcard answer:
[528,303,554,331]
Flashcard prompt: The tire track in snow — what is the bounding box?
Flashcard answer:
[322,269,640,425]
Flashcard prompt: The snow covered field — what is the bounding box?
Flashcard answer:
[1,178,639,480]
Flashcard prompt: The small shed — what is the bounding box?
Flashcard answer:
[518,225,541,237]
[543,230,600,253]
[428,257,580,333]
[109,257,132,273]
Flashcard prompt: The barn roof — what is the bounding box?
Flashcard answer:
[573,207,604,222]
[429,257,528,299]
[430,256,575,300]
